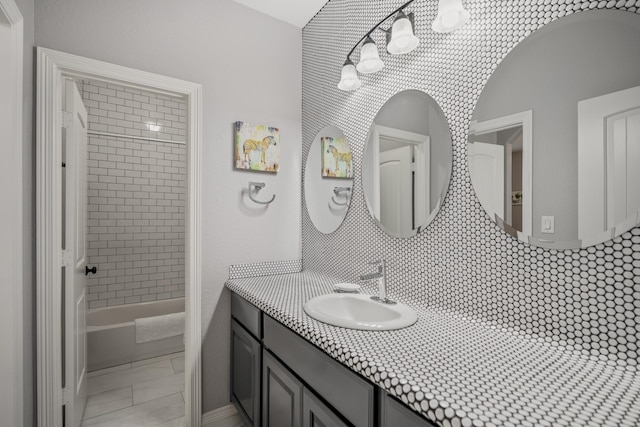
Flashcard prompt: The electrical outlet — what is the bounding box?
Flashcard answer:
[541,216,555,234]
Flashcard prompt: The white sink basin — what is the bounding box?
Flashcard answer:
[303,293,417,331]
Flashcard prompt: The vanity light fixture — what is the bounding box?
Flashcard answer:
[338,0,418,91]
[339,0,471,91]
[432,0,470,33]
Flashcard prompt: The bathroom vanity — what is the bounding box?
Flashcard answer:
[227,271,640,427]
[230,290,431,427]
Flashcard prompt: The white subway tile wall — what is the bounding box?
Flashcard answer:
[80,80,187,141]
[81,80,187,308]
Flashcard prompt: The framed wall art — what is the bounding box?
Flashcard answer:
[321,136,352,178]
[234,121,280,172]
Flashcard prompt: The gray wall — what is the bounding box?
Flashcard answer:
[472,11,640,241]
[81,80,187,308]
[18,0,35,424]
[35,0,302,412]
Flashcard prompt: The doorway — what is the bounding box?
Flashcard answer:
[37,48,202,427]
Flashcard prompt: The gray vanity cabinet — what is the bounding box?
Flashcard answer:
[231,293,263,426]
[262,351,303,427]
[230,291,435,427]
[263,315,375,427]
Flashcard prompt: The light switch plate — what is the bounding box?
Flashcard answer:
[541,216,555,234]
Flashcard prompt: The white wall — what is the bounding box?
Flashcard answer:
[0,12,18,426]
[0,0,34,424]
[18,0,34,423]
[35,0,302,411]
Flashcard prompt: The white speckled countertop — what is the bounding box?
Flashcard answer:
[226,271,640,427]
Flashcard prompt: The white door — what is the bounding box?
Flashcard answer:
[379,144,413,235]
[607,108,640,228]
[469,141,505,222]
[578,85,640,242]
[63,78,88,426]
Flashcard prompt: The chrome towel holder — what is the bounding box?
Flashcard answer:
[248,181,276,205]
[331,186,351,206]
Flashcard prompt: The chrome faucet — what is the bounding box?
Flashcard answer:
[359,260,395,305]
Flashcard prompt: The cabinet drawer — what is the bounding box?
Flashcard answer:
[263,316,374,427]
[232,292,262,339]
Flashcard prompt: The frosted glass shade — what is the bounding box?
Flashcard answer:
[432,0,470,33]
[387,11,419,55]
[356,37,384,74]
[337,60,362,91]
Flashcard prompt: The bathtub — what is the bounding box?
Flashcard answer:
[87,298,185,372]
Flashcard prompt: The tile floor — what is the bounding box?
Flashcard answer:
[81,352,186,427]
[206,412,245,427]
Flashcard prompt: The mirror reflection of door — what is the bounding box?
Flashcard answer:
[606,108,640,228]
[470,126,524,230]
[469,110,532,237]
[578,85,640,243]
[379,145,413,235]
[373,125,430,235]
[468,141,505,223]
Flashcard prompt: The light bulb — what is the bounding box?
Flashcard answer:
[356,36,384,74]
[337,59,362,91]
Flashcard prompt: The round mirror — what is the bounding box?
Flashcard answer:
[468,10,640,249]
[362,90,453,238]
[304,125,354,234]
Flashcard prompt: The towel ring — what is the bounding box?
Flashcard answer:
[248,181,276,205]
[331,186,351,206]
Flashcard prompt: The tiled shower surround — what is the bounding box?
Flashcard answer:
[301,0,640,366]
[81,80,187,308]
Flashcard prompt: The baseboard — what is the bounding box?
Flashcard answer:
[201,404,239,425]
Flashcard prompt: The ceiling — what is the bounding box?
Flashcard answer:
[232,0,328,28]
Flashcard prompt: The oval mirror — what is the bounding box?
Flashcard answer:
[468,10,640,249]
[304,125,354,234]
[362,90,453,238]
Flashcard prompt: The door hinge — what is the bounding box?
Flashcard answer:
[62,387,72,405]
[61,249,73,268]
[61,110,73,129]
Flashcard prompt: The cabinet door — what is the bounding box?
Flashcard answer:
[303,389,349,427]
[231,320,261,426]
[380,393,436,427]
[263,350,303,427]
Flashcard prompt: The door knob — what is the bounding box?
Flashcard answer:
[85,266,97,275]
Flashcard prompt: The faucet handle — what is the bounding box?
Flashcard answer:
[367,260,382,266]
